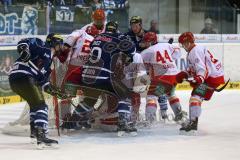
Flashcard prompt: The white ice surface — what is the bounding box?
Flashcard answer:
[0,90,240,160]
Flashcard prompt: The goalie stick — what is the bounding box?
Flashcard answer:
[185,78,230,92]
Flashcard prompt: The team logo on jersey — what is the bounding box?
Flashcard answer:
[44,53,50,58]
[103,41,117,53]
[119,40,134,52]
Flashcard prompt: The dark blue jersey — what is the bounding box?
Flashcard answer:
[9,38,52,87]
[82,32,136,94]
[125,29,147,52]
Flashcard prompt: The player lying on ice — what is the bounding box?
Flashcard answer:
[176,32,225,135]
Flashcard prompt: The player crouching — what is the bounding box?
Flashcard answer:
[140,32,187,124]
[176,32,225,135]
[8,35,66,148]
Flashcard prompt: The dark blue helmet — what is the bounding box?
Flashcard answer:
[45,33,63,48]
[105,21,118,33]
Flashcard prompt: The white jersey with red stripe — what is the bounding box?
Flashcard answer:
[81,22,106,34]
[64,29,94,66]
[186,45,224,81]
[141,43,181,84]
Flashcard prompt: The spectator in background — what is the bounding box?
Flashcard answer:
[114,0,128,8]
[200,18,217,34]
[3,0,12,13]
[1,55,13,74]
[75,0,85,7]
[91,0,102,10]
[148,20,159,34]
[102,0,115,9]
[56,0,65,5]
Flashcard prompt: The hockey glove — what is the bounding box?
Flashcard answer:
[176,71,188,83]
[189,75,204,88]
[17,43,31,62]
[44,84,70,99]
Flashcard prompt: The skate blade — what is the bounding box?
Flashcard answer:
[36,143,59,150]
[117,131,138,137]
[117,131,125,137]
[130,131,138,136]
[179,130,197,136]
[30,138,37,144]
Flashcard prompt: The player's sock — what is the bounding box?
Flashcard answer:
[34,104,49,134]
[29,108,36,139]
[146,97,157,123]
[158,95,169,120]
[180,97,202,134]
[117,101,137,135]
[160,109,168,120]
[169,96,186,122]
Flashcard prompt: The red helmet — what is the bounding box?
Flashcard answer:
[86,25,99,37]
[92,9,105,21]
[143,32,158,44]
[178,32,195,44]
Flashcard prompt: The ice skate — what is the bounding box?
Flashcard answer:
[174,110,188,125]
[36,127,58,149]
[159,109,170,123]
[179,118,198,136]
[61,110,92,130]
[117,113,137,137]
[117,122,137,137]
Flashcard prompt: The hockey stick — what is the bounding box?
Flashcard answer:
[185,78,230,92]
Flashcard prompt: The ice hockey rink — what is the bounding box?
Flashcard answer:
[0,90,239,160]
